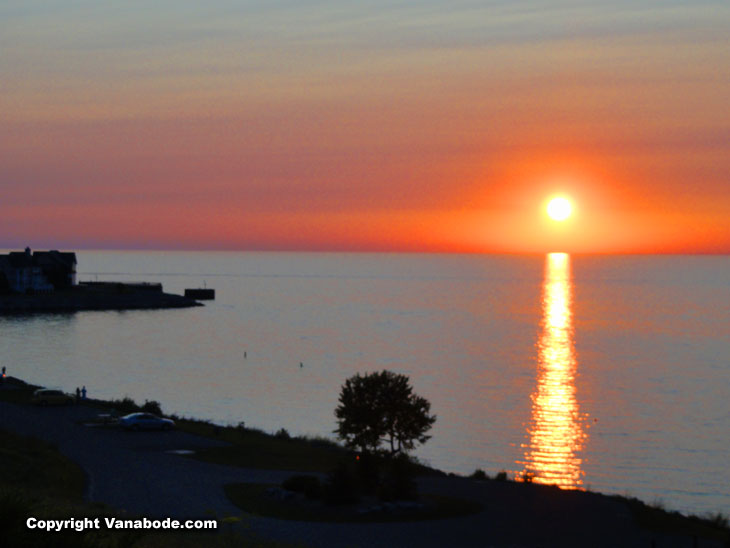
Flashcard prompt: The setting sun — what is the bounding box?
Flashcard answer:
[547,197,573,222]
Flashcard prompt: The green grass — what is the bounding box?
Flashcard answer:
[193,436,345,473]
[224,483,482,523]
[0,428,295,548]
[175,419,445,476]
[0,429,85,500]
[0,428,130,547]
[169,418,346,472]
[618,495,730,545]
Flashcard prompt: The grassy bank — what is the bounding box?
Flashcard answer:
[619,495,729,545]
[2,375,728,544]
[0,427,295,548]
[1,427,151,548]
[0,376,348,473]
[173,419,348,473]
[0,376,441,476]
[224,483,481,523]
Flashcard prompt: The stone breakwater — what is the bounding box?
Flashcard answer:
[0,285,201,313]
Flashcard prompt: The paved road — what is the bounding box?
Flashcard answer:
[0,399,721,548]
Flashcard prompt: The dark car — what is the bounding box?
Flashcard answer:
[119,412,175,431]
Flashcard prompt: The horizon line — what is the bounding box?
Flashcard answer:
[1,245,728,257]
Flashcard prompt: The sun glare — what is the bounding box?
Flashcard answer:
[547,197,572,222]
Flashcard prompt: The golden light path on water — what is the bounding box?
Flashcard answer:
[520,252,587,488]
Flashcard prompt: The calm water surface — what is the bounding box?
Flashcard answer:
[1,251,728,515]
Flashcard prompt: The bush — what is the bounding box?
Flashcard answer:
[354,453,380,495]
[0,489,34,540]
[495,470,508,481]
[115,397,139,414]
[275,428,290,440]
[324,461,360,505]
[141,400,162,416]
[282,475,321,499]
[470,469,489,480]
[705,512,729,529]
[377,455,418,501]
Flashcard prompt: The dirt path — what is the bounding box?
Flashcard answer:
[0,400,720,547]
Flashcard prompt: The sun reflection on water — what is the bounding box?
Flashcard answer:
[520,252,586,488]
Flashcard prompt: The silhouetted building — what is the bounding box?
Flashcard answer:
[33,250,77,288]
[0,247,77,294]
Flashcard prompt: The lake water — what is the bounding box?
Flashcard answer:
[2,251,728,515]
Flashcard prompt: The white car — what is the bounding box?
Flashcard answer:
[119,412,174,431]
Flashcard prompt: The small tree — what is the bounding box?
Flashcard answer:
[335,370,436,456]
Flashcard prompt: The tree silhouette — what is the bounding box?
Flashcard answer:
[335,370,436,456]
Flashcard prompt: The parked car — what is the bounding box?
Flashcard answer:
[31,389,74,406]
[119,412,175,431]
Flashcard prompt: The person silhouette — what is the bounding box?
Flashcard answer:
[81,386,87,399]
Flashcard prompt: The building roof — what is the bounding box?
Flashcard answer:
[7,252,34,268]
[33,250,77,268]
[0,249,77,270]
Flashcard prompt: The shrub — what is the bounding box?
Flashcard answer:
[275,428,291,440]
[651,498,667,511]
[141,400,162,416]
[0,489,34,540]
[297,434,340,450]
[470,469,489,480]
[377,454,418,501]
[282,475,321,499]
[354,453,380,495]
[705,512,729,529]
[324,461,360,505]
[115,397,139,413]
[495,470,508,481]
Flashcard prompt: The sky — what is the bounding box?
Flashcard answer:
[1,0,728,253]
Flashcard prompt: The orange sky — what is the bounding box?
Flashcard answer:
[1,2,728,253]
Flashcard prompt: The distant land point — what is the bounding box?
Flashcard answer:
[0,247,201,313]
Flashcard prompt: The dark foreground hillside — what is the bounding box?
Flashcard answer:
[1,377,727,547]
